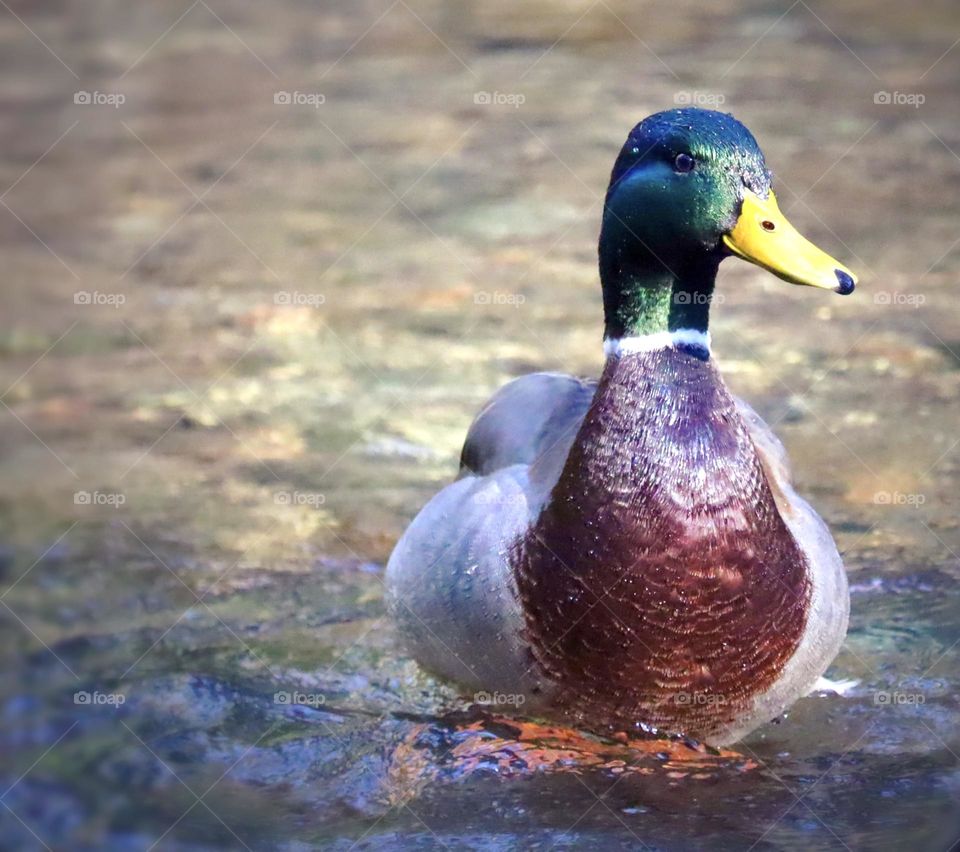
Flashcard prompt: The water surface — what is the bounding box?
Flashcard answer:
[2,0,960,848]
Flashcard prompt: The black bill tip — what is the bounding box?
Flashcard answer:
[834,269,855,295]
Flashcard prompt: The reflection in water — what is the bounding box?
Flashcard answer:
[1,0,959,848]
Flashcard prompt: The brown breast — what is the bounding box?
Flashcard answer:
[513,347,810,741]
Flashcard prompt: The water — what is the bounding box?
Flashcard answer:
[2,0,959,848]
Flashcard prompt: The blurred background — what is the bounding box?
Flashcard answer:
[2,0,960,848]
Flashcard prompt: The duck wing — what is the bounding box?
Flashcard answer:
[458,372,597,479]
[726,396,849,742]
[735,395,845,590]
[386,372,595,700]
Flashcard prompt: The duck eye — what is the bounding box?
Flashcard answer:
[674,153,695,173]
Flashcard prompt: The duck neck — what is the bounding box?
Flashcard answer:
[599,242,720,345]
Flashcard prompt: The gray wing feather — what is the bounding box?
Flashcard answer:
[722,396,849,743]
[458,372,597,478]
[387,372,595,701]
[385,465,554,699]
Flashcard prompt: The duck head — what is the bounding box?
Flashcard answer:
[599,108,857,341]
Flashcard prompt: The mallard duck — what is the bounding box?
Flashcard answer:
[386,108,856,746]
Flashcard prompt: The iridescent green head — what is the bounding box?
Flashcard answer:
[599,108,856,340]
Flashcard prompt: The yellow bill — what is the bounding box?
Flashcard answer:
[722,189,857,295]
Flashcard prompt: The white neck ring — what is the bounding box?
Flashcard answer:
[603,329,711,358]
